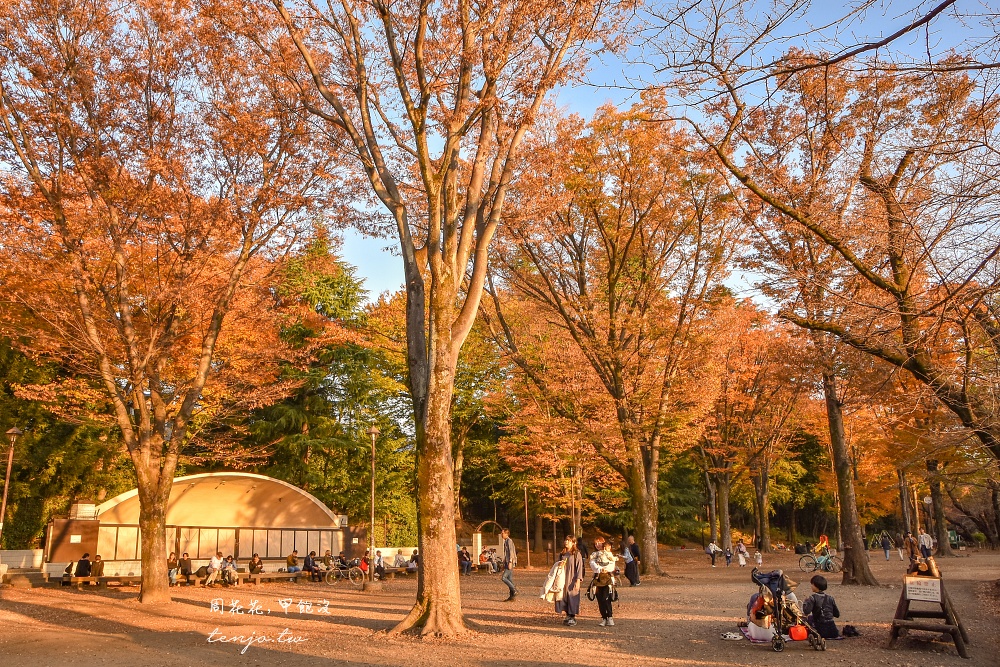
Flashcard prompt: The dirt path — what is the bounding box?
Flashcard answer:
[1,549,997,666]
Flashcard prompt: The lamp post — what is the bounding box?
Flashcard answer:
[366,425,380,575]
[1,427,22,546]
[569,465,577,538]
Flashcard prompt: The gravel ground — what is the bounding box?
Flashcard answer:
[1,548,997,666]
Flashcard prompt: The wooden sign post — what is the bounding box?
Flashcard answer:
[888,572,969,659]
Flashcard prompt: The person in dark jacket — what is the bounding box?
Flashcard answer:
[248,554,264,574]
[625,535,641,586]
[802,575,840,639]
[880,534,892,560]
[555,536,585,626]
[500,528,517,601]
[74,553,92,578]
[178,552,193,584]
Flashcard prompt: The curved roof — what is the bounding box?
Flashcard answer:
[96,472,343,528]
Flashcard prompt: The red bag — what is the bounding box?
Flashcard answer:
[789,625,807,641]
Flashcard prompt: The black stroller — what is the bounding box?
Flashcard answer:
[749,568,826,652]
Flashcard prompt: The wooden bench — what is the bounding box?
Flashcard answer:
[248,571,311,585]
[47,575,142,588]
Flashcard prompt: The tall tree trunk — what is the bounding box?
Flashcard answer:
[898,468,913,535]
[393,293,464,636]
[715,473,732,550]
[705,471,718,542]
[534,514,544,553]
[927,459,955,557]
[823,373,878,585]
[990,479,1000,545]
[136,472,171,603]
[788,504,796,544]
[628,452,661,575]
[755,464,772,552]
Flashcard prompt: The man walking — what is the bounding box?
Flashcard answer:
[501,528,517,601]
[880,533,892,560]
[917,529,934,559]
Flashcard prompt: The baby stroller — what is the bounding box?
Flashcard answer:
[747,568,826,652]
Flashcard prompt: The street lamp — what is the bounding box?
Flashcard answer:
[366,425,380,575]
[569,465,577,538]
[0,427,22,546]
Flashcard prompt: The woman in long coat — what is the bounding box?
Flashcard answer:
[555,536,584,626]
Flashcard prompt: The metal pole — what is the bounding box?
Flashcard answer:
[371,433,376,571]
[569,468,577,538]
[0,428,21,546]
[524,485,530,568]
[367,425,379,580]
[913,486,921,535]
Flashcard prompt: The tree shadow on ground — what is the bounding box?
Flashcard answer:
[0,597,380,666]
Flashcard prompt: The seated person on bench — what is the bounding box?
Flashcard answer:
[407,549,419,573]
[304,551,323,581]
[286,550,301,573]
[248,554,264,574]
[204,552,224,586]
[373,550,386,580]
[335,551,349,569]
[75,553,92,578]
[393,549,408,569]
[178,553,193,583]
[92,554,105,579]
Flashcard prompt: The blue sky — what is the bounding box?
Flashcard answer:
[338,1,993,300]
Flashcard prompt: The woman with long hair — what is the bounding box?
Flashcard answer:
[556,536,584,626]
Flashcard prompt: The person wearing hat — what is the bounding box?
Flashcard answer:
[902,531,919,566]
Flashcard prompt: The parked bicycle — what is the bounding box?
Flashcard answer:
[798,552,843,573]
[325,558,365,588]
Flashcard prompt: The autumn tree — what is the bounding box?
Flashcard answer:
[698,301,807,552]
[0,1,329,602]
[484,103,739,573]
[206,0,630,635]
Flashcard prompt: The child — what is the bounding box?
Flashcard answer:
[802,574,840,639]
[724,547,733,567]
[754,550,762,567]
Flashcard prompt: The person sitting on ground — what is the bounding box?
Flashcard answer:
[407,549,419,573]
[248,553,264,575]
[459,546,472,575]
[205,551,224,586]
[178,552,193,584]
[74,553,92,578]
[802,574,841,639]
[393,549,407,569]
[92,554,105,579]
[286,550,301,573]
[304,551,323,582]
[167,552,179,586]
[373,550,386,580]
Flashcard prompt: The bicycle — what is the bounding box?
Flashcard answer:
[798,552,843,573]
[325,563,365,588]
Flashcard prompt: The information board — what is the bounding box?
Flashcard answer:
[904,576,942,602]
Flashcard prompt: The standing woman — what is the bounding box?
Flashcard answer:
[590,538,617,626]
[556,536,584,626]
